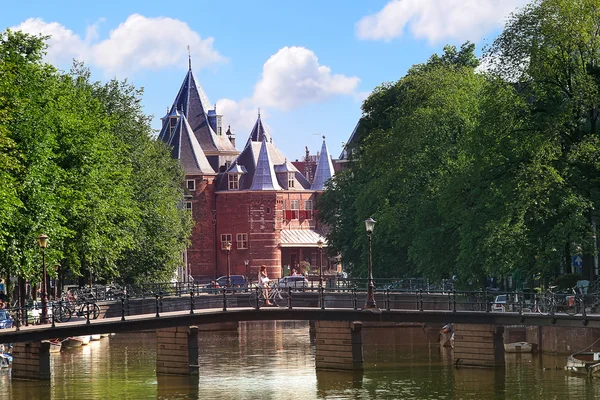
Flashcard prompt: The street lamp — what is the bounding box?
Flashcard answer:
[225,241,232,287]
[317,239,324,288]
[244,260,250,281]
[364,218,377,309]
[37,234,49,324]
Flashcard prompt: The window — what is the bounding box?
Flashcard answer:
[304,200,313,220]
[218,126,222,135]
[221,234,232,249]
[237,233,248,249]
[266,207,271,214]
[186,179,195,191]
[290,200,299,220]
[228,174,239,190]
[184,201,192,211]
[288,172,295,188]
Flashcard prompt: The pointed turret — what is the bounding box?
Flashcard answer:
[248,110,271,143]
[311,136,335,190]
[158,69,235,154]
[249,137,281,190]
[168,114,215,175]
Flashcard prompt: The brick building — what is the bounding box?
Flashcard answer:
[158,64,335,282]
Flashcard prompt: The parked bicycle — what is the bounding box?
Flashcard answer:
[563,286,584,316]
[54,300,100,322]
[533,285,583,316]
[248,284,289,308]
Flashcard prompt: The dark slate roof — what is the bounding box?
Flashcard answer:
[168,114,215,175]
[312,137,335,190]
[248,113,271,143]
[215,114,311,191]
[249,139,281,190]
[158,69,236,153]
[339,120,360,160]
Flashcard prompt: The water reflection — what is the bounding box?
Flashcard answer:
[1,324,600,399]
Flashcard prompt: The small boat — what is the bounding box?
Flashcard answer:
[504,342,536,353]
[565,352,600,376]
[62,336,90,348]
[100,333,110,338]
[90,334,102,341]
[43,339,62,353]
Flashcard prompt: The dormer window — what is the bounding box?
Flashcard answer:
[228,174,239,190]
[288,172,295,188]
[186,179,195,191]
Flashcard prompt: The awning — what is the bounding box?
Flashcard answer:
[279,229,327,248]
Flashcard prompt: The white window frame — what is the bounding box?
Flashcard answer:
[221,234,232,250]
[304,200,313,220]
[186,179,195,191]
[184,201,192,211]
[228,174,239,190]
[288,172,295,188]
[290,200,300,220]
[236,233,248,249]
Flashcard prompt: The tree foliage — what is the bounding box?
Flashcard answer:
[0,30,191,286]
[319,0,600,287]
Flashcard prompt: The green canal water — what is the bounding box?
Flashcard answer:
[1,321,599,399]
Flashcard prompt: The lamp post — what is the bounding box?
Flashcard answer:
[225,241,232,287]
[37,234,49,324]
[317,239,323,288]
[364,218,377,309]
[244,260,250,281]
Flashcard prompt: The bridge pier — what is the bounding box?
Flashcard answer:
[156,326,199,376]
[314,321,363,371]
[11,341,51,380]
[453,324,504,368]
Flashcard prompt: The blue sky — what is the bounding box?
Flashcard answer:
[2,0,528,161]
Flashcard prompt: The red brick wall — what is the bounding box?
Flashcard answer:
[190,188,324,281]
[186,175,216,278]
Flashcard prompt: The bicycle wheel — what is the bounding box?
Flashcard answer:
[564,297,580,316]
[542,297,556,315]
[273,290,289,307]
[55,304,72,323]
[248,291,265,308]
[80,303,100,320]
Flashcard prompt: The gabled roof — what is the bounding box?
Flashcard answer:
[168,114,215,175]
[311,137,335,190]
[249,138,281,190]
[158,69,236,153]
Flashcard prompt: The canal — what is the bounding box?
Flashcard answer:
[1,321,599,399]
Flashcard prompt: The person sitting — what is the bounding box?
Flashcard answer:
[258,265,273,305]
[291,268,299,276]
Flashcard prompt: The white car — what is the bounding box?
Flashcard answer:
[278,276,309,288]
[492,294,507,312]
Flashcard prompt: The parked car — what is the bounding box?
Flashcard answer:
[201,275,248,293]
[492,294,507,312]
[0,309,12,329]
[492,294,522,312]
[278,276,309,289]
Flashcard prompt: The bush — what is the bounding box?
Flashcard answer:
[553,274,581,291]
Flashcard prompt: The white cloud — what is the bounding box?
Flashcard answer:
[11,14,225,76]
[216,98,265,142]
[12,18,90,65]
[252,46,360,110]
[356,0,528,43]
[216,46,360,136]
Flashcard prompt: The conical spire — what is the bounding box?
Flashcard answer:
[168,114,215,175]
[158,69,235,152]
[311,136,335,190]
[248,111,271,143]
[249,137,280,190]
